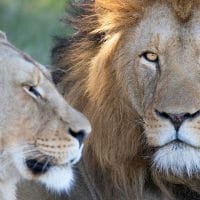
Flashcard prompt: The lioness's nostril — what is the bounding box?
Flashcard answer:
[68,128,86,146]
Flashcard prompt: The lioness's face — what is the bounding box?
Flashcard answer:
[116,3,200,178]
[0,36,91,191]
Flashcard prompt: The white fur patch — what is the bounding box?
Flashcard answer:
[38,166,74,193]
[152,143,200,177]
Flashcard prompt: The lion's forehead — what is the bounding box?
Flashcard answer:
[132,3,200,51]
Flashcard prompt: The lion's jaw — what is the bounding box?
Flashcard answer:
[145,108,200,178]
[152,143,200,177]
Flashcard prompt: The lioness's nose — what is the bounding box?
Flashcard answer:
[155,110,199,131]
[68,128,86,145]
[66,107,91,140]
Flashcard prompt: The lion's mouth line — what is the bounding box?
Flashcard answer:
[158,139,200,150]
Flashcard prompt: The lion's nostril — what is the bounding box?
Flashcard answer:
[155,109,193,131]
[68,128,86,146]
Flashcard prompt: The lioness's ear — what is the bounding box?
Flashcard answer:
[48,67,66,84]
[0,31,7,40]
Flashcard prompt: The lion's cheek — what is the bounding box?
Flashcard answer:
[130,69,157,115]
[178,121,200,148]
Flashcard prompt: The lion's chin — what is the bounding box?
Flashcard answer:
[152,142,200,177]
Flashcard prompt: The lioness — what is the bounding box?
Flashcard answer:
[0,31,91,200]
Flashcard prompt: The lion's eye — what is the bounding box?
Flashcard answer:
[142,52,159,62]
[23,86,42,99]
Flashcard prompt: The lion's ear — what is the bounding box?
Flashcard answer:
[0,31,7,40]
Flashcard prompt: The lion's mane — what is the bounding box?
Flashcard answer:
[52,0,197,198]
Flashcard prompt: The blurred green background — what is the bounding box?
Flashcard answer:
[0,0,72,64]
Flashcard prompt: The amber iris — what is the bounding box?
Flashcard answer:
[143,52,158,62]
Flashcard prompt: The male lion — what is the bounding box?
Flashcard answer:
[18,0,200,200]
[0,31,91,200]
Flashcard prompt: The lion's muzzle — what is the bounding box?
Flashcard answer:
[154,109,200,147]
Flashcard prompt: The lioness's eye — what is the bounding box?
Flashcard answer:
[142,52,158,62]
[29,86,41,97]
[23,86,42,99]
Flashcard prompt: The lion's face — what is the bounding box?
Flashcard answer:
[0,34,91,192]
[114,3,200,178]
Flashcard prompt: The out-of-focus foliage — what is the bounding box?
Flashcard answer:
[0,0,72,64]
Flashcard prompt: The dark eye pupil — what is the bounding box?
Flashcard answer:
[29,87,41,97]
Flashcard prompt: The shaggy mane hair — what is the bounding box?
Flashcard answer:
[52,0,198,198]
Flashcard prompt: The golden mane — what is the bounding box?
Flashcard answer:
[52,0,198,198]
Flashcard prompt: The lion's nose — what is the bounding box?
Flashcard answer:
[68,128,87,146]
[155,110,197,131]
